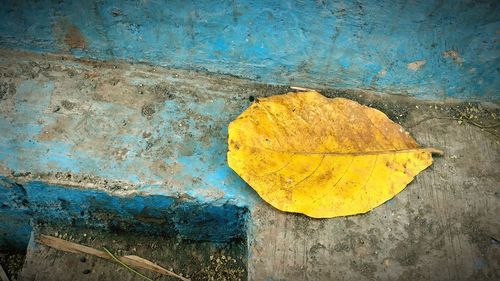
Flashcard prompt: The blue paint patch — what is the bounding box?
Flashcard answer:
[0,0,498,100]
[25,180,248,241]
[0,72,257,211]
[0,176,248,249]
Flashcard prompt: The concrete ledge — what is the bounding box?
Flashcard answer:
[1,50,499,280]
[1,176,247,247]
[0,49,278,249]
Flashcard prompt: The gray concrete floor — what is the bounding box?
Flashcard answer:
[1,50,499,281]
[248,100,500,281]
[20,225,246,281]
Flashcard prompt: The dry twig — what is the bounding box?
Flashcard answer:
[408,114,500,139]
[37,234,190,281]
[290,86,317,92]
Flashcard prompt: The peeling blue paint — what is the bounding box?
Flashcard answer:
[0,77,256,207]
[25,180,247,242]
[1,176,248,249]
[0,0,498,100]
[1,0,499,251]
[0,60,255,249]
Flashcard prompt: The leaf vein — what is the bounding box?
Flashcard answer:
[262,156,295,177]
[286,155,325,190]
[311,155,355,204]
[361,154,379,192]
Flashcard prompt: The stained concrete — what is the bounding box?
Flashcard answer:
[248,100,500,280]
[19,225,246,281]
[0,48,269,243]
[1,0,499,100]
[0,50,499,280]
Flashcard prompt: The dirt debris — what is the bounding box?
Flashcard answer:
[20,225,247,281]
[0,253,24,281]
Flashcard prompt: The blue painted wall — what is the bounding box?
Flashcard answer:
[0,0,498,100]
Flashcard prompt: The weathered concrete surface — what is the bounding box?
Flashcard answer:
[1,50,499,280]
[0,48,276,244]
[1,0,499,100]
[0,177,31,251]
[20,225,246,281]
[248,103,500,280]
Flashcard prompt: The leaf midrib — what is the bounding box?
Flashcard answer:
[234,147,443,156]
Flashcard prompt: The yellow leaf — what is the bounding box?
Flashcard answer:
[227,91,442,218]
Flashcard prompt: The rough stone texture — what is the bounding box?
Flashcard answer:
[248,103,500,280]
[0,48,279,244]
[0,177,31,251]
[0,50,499,280]
[0,0,499,100]
[19,225,246,281]
[0,49,283,205]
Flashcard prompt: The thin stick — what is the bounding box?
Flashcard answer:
[103,247,153,281]
[290,86,317,92]
[121,255,190,281]
[37,235,190,281]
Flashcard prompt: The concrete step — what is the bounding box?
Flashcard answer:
[1,50,499,280]
[247,100,500,280]
[1,49,274,246]
[19,225,246,281]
